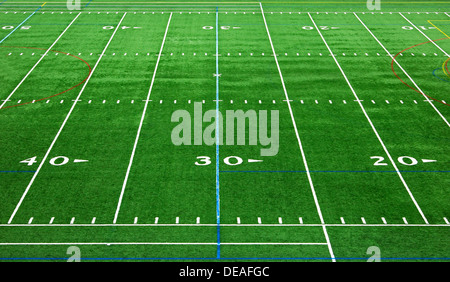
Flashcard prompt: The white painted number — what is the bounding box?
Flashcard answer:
[195,156,211,166]
[20,156,38,166]
[371,156,388,166]
[371,156,419,166]
[49,156,70,166]
[397,156,418,166]
[195,156,244,166]
[223,156,243,166]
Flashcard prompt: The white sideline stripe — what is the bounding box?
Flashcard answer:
[260,3,336,262]
[6,13,128,225]
[354,13,450,128]
[113,13,173,224]
[0,12,81,110]
[399,13,450,57]
[0,242,328,246]
[1,223,447,227]
[310,12,429,224]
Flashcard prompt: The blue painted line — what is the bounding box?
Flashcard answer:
[0,0,7,6]
[0,5,42,44]
[432,67,450,82]
[0,171,36,173]
[220,170,450,173]
[215,6,220,260]
[84,0,93,8]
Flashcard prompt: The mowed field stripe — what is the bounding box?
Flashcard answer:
[354,13,450,127]
[260,2,336,262]
[112,12,173,224]
[308,12,429,224]
[7,12,128,224]
[0,12,81,109]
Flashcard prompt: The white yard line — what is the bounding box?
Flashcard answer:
[0,12,81,109]
[260,2,336,262]
[7,13,128,225]
[112,12,173,224]
[354,13,450,127]
[310,12,429,224]
[399,12,450,56]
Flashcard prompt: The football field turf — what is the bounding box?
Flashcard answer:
[0,0,449,262]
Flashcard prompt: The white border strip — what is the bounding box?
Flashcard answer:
[308,12,429,224]
[260,2,336,262]
[113,12,173,224]
[7,12,128,224]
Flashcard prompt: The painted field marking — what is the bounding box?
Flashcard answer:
[91,217,96,224]
[381,217,387,224]
[312,12,429,224]
[340,217,345,224]
[444,217,449,224]
[7,13,127,225]
[154,217,159,224]
[237,217,241,224]
[49,217,54,224]
[70,217,75,224]
[196,217,200,224]
[400,14,450,56]
[260,2,336,262]
[0,4,44,44]
[426,20,450,39]
[134,217,138,224]
[113,13,172,224]
[354,13,449,127]
[0,13,81,109]
[0,242,328,246]
[1,223,448,227]
[258,217,262,224]
[27,217,33,224]
[403,217,409,224]
[361,217,366,224]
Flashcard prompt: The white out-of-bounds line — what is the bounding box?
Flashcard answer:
[0,12,81,110]
[7,13,128,225]
[112,13,173,224]
[354,13,450,128]
[260,2,336,262]
[0,242,327,246]
[309,12,429,225]
[399,12,450,57]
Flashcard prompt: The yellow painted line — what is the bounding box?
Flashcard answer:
[41,2,46,7]
[428,20,450,39]
[443,57,450,78]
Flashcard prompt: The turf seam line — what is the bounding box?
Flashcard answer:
[112,12,173,224]
[310,12,429,224]
[7,12,127,225]
[259,1,336,262]
[0,13,82,110]
[354,13,450,126]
